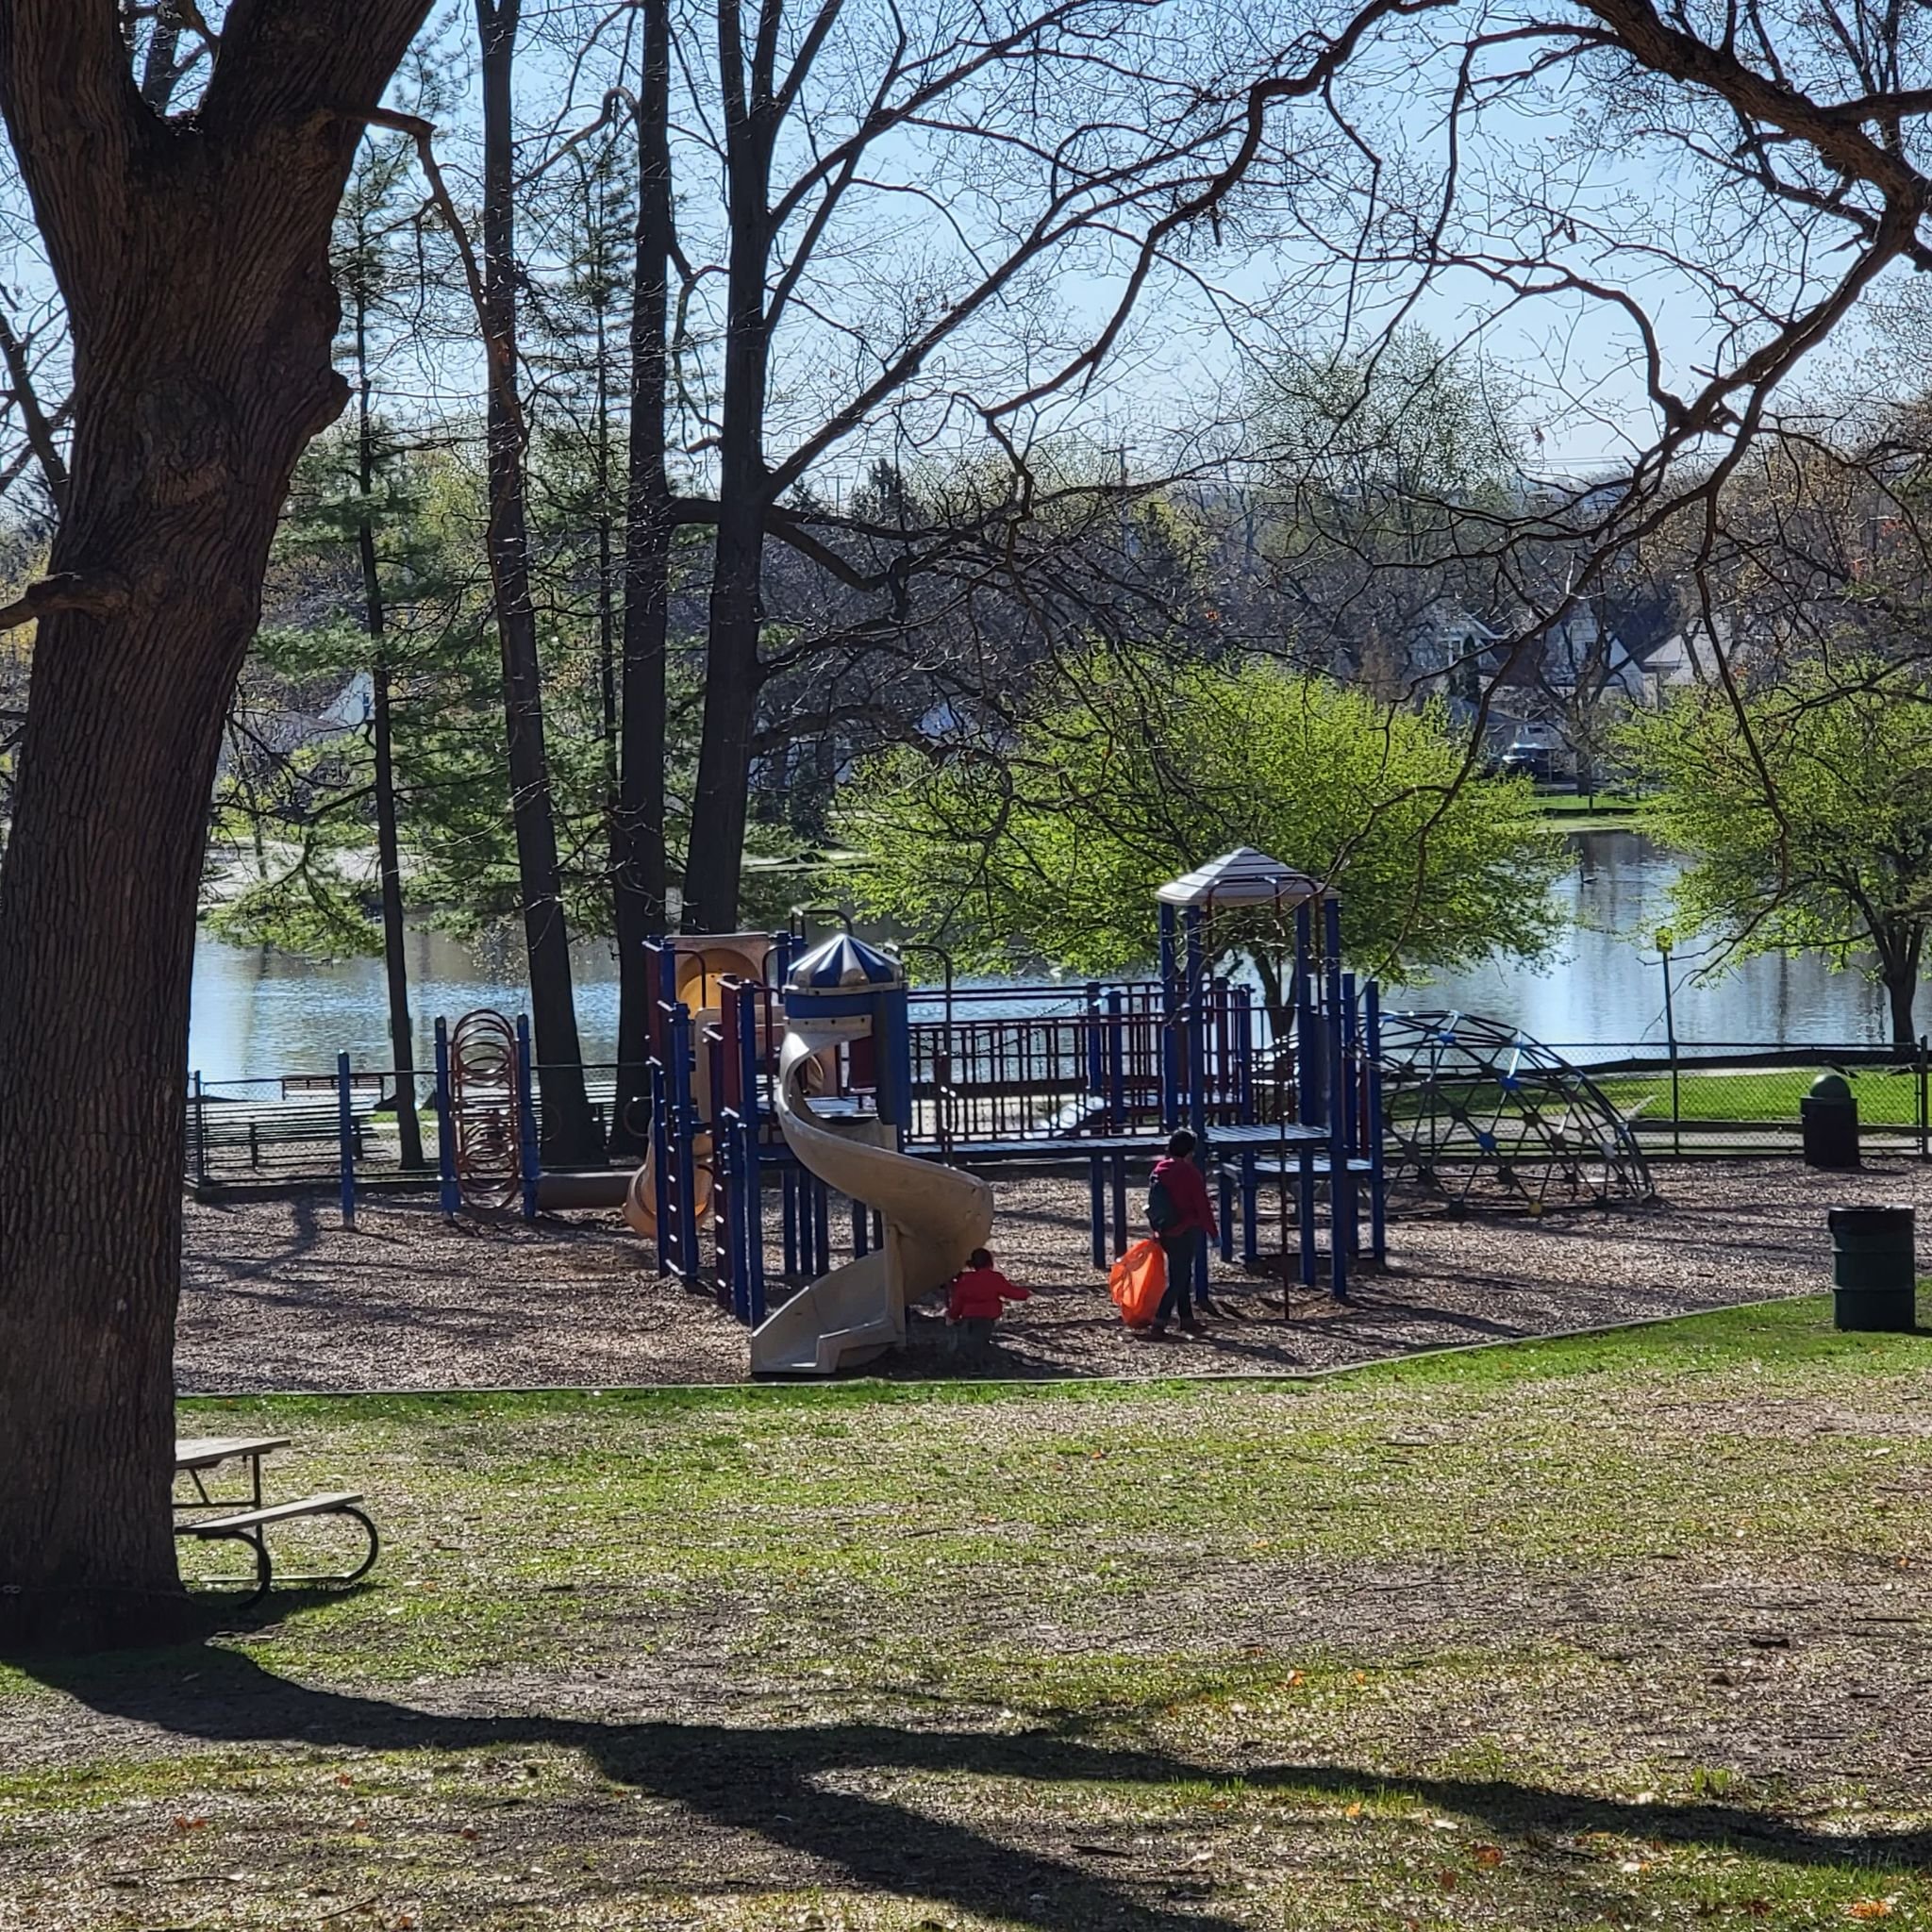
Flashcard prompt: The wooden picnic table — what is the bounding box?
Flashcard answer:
[173,1434,376,1607]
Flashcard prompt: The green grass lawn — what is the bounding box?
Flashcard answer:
[1392,1064,1926,1130]
[1534,793,1643,830]
[5,1300,1932,1928]
[1595,1064,1924,1128]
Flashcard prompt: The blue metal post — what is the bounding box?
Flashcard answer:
[1106,988,1125,1128]
[1158,905,1179,1130]
[434,1020,459,1221]
[336,1051,357,1230]
[735,982,766,1323]
[782,1167,799,1278]
[649,1059,672,1274]
[1089,1151,1108,1267]
[515,1014,540,1223]
[886,985,914,1151]
[670,1003,698,1282]
[1294,901,1318,1124]
[1084,983,1104,1115]
[1233,985,1255,1124]
[1339,974,1360,1261]
[1298,1153,1318,1288]
[1325,909,1348,1302]
[1365,979,1388,1265]
[1184,908,1208,1141]
[811,1176,830,1277]
[1184,908,1209,1306]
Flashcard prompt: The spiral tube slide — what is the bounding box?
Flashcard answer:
[749,1025,992,1374]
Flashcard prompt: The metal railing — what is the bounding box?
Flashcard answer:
[184,1061,634,1189]
[186,1033,1932,1190]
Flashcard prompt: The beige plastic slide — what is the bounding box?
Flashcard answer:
[749,1025,993,1375]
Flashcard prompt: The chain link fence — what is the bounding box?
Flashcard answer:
[1549,1042,1932,1156]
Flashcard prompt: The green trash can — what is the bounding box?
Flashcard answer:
[1802,1072,1859,1170]
[1826,1205,1918,1332]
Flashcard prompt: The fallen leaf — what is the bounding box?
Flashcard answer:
[1846,1903,1894,1922]
[1344,1802,1364,1820]
[1471,1843,1505,1868]
[1437,1870,1458,1892]
[171,1816,207,1832]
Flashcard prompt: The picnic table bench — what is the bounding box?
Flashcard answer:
[174,1435,378,1606]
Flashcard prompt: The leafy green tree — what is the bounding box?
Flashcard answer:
[1621,658,1932,1048]
[840,656,1564,1019]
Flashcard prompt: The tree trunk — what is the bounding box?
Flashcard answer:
[354,279,425,1171]
[609,0,676,1155]
[476,0,602,1164]
[0,0,433,1649]
[1884,934,1922,1054]
[680,5,776,936]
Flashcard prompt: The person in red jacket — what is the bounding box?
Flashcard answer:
[1146,1129,1217,1338]
[946,1247,1031,1354]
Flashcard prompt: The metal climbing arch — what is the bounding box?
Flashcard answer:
[1378,1010,1653,1209]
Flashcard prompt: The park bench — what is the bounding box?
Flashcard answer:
[174,1435,379,1607]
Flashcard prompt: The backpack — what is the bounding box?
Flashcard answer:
[1147,1173,1179,1233]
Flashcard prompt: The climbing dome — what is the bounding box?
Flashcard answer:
[1377,1010,1653,1209]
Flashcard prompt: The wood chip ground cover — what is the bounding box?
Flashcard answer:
[4,1299,1932,1926]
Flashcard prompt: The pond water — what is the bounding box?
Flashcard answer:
[187,829,1895,1080]
[1386,830,1892,1055]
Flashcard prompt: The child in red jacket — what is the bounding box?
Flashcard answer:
[946,1247,1030,1353]
[1147,1128,1218,1337]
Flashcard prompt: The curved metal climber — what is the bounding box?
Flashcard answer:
[448,1008,524,1211]
[1378,1009,1653,1210]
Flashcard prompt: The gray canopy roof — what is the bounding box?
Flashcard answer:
[1154,847,1333,909]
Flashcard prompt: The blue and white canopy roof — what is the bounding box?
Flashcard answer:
[1155,847,1334,909]
[786,932,903,990]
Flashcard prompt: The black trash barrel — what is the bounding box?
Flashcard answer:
[1826,1204,1918,1332]
[1802,1072,1860,1170]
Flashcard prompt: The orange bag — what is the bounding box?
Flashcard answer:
[1108,1237,1167,1327]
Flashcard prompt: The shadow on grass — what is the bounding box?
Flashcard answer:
[22,1641,1932,1925]
[1239,1759,1932,1871]
[24,1642,1256,1932]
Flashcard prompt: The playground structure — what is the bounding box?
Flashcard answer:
[631,848,1389,1371]
[745,934,993,1373]
[620,933,776,1241]
[1378,1009,1653,1209]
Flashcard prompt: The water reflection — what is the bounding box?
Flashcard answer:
[188,830,1895,1078]
[1391,831,1889,1051]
